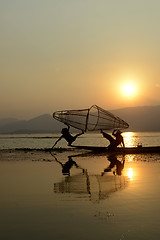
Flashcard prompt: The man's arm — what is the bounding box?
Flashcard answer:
[112,129,117,137]
[66,124,70,130]
[121,137,125,147]
[52,135,63,148]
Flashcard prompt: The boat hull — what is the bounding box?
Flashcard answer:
[72,145,160,154]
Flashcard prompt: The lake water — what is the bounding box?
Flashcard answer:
[0,132,160,240]
[0,131,160,149]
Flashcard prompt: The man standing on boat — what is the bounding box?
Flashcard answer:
[101,129,125,150]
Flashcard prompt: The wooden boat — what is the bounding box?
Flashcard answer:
[72,145,160,154]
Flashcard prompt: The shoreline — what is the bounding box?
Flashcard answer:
[1,147,160,164]
[0,144,160,154]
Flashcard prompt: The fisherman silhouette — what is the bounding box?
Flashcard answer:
[101,154,125,176]
[52,125,84,148]
[101,129,125,150]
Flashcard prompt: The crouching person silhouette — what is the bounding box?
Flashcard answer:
[101,129,125,150]
[52,125,84,148]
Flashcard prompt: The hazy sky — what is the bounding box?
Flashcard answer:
[1,0,160,119]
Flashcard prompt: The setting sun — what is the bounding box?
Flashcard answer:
[121,81,137,98]
[121,81,137,99]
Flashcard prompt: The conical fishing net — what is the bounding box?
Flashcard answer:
[53,105,129,132]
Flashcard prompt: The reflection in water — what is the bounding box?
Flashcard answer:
[50,151,85,176]
[52,152,128,203]
[101,154,125,176]
[127,168,133,181]
[125,154,135,162]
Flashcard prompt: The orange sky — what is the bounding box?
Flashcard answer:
[1,0,160,119]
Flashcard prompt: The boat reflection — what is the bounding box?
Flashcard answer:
[51,152,128,202]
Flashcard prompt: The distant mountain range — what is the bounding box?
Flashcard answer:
[0,105,160,134]
[0,114,62,134]
[111,105,160,132]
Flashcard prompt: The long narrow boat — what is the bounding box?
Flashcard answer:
[72,145,160,154]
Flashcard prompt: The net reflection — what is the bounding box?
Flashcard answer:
[51,152,128,203]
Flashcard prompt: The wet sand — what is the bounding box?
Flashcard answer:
[0,149,160,240]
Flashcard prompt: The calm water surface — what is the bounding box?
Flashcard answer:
[0,131,160,149]
[0,132,160,240]
[0,151,160,240]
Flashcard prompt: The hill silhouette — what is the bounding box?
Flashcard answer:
[0,105,159,134]
[0,114,62,134]
[111,105,160,132]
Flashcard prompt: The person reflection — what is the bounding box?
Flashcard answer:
[101,154,125,176]
[50,152,84,176]
[61,156,80,175]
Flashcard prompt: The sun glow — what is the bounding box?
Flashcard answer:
[124,165,136,181]
[121,81,137,98]
[126,167,134,181]
[123,132,135,147]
